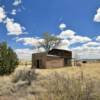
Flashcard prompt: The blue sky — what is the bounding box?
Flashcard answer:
[0,0,100,60]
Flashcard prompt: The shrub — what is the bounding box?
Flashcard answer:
[12,68,36,85]
[0,42,19,75]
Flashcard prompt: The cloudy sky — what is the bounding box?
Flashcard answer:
[0,0,100,60]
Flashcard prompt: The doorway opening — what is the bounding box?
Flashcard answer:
[36,59,42,68]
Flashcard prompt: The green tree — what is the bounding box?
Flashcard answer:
[39,33,61,52]
[0,42,19,75]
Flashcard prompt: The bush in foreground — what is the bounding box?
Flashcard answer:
[12,68,36,85]
[0,42,19,75]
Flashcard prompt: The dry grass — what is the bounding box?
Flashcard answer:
[0,63,100,100]
[36,63,100,79]
[35,72,100,100]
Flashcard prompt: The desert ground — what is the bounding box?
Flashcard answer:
[0,63,100,100]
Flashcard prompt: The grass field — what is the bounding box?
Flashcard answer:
[35,63,100,79]
[0,63,100,100]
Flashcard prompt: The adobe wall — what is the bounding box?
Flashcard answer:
[32,53,72,69]
[46,57,64,68]
[32,53,47,69]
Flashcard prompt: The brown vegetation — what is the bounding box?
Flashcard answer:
[0,63,100,100]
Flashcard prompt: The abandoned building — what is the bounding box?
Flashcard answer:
[32,49,72,69]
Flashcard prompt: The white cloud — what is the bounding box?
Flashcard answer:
[15,48,45,61]
[56,39,70,50]
[72,42,100,59]
[16,36,70,50]
[58,29,91,45]
[70,35,92,44]
[59,30,75,39]
[94,8,100,22]
[15,48,33,61]
[0,7,6,22]
[16,37,44,46]
[83,42,100,47]
[5,18,25,35]
[16,37,37,46]
[11,9,17,15]
[0,5,26,36]
[13,0,22,6]
[59,23,66,30]
[16,29,92,59]
[96,36,100,41]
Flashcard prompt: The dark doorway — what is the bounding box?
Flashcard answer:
[82,61,87,64]
[36,59,42,68]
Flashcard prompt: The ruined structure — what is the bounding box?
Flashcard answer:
[32,49,72,69]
